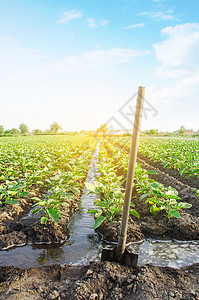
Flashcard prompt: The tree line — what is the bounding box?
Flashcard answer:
[0,121,62,136]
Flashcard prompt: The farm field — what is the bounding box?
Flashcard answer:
[0,135,199,299]
[118,136,199,186]
[0,135,97,248]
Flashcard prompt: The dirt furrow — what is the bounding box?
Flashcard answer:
[137,156,199,219]
[138,153,199,190]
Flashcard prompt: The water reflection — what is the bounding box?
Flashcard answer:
[137,239,199,268]
[31,244,65,265]
[0,145,102,268]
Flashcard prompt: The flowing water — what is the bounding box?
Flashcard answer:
[129,239,199,269]
[0,145,102,268]
[0,146,199,269]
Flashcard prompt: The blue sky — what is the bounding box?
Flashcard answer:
[0,0,199,132]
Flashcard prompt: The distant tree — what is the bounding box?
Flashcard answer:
[143,129,158,135]
[10,128,20,135]
[80,130,86,135]
[149,129,158,135]
[19,123,29,134]
[32,129,43,135]
[0,125,4,135]
[178,126,186,135]
[50,121,62,134]
[96,124,108,135]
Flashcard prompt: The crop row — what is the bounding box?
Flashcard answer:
[86,138,192,229]
[114,137,199,179]
[0,135,97,223]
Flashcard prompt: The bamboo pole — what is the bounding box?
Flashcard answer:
[117,86,145,258]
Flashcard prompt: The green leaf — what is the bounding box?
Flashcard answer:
[146,170,157,175]
[36,180,44,184]
[179,169,185,176]
[36,201,46,206]
[88,209,99,214]
[41,217,48,224]
[32,208,42,214]
[168,195,181,200]
[139,193,149,201]
[163,162,170,168]
[129,209,140,218]
[32,197,42,202]
[18,192,29,197]
[94,216,106,230]
[61,202,70,207]
[85,182,96,193]
[146,198,161,205]
[150,205,157,215]
[5,199,19,205]
[168,211,181,218]
[0,201,2,205]
[178,202,192,209]
[47,208,61,224]
[70,187,81,195]
[94,181,104,189]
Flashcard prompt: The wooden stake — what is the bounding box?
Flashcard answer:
[117,86,145,258]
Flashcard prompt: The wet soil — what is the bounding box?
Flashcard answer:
[0,185,82,249]
[0,261,199,299]
[1,145,199,299]
[96,146,199,243]
[138,153,199,190]
[137,155,199,219]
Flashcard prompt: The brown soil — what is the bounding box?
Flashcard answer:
[138,153,199,190]
[0,185,83,249]
[0,146,199,299]
[97,156,199,242]
[0,261,199,299]
[98,142,199,243]
[137,155,199,219]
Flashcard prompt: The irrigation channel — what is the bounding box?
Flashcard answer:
[0,146,199,269]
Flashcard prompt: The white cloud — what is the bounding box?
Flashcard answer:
[154,23,199,77]
[57,10,82,24]
[0,37,53,77]
[87,18,109,28]
[87,18,98,28]
[150,73,199,104]
[99,19,109,26]
[139,10,174,21]
[148,23,199,131]
[123,23,145,30]
[52,48,151,71]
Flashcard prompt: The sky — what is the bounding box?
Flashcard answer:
[0,0,199,132]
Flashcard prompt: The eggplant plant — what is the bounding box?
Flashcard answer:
[86,145,140,229]
[99,138,192,221]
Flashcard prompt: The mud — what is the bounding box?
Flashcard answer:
[0,261,199,299]
[0,188,81,249]
[1,144,199,299]
[97,153,199,243]
[136,155,199,219]
[137,153,199,190]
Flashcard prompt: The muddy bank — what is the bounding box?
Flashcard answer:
[0,191,81,249]
[95,176,199,244]
[0,261,199,299]
[138,153,199,190]
[137,155,199,219]
[98,209,199,246]
[97,157,199,243]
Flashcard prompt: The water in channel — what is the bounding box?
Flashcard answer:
[130,239,199,269]
[0,145,199,269]
[0,145,102,268]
